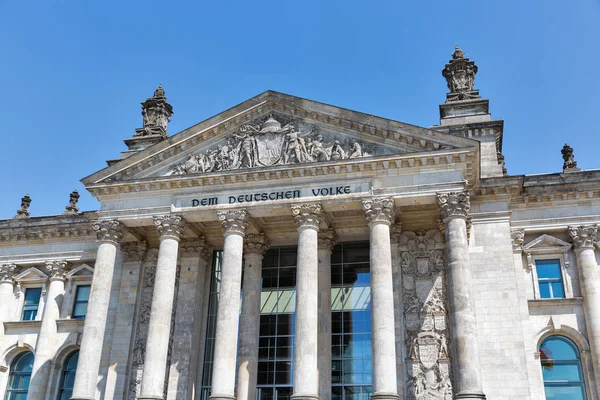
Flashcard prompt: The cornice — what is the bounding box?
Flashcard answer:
[0,223,95,244]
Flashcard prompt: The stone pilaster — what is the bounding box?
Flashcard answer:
[29,260,70,400]
[389,223,406,396]
[436,191,486,400]
[0,264,16,334]
[139,215,187,400]
[72,220,126,400]
[569,225,600,396]
[317,229,336,400]
[291,203,322,400]
[362,198,399,400]
[237,233,270,400]
[210,210,249,400]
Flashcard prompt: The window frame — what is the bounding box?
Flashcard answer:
[56,350,79,400]
[539,335,588,400]
[533,257,567,300]
[21,287,44,321]
[4,351,34,400]
[13,267,48,322]
[523,236,572,299]
[71,284,91,319]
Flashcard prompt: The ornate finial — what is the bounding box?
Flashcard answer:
[64,190,80,214]
[134,85,173,139]
[442,46,480,102]
[14,194,31,219]
[561,144,579,172]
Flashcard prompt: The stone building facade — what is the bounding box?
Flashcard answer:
[1,47,598,400]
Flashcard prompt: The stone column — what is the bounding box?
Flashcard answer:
[29,260,70,400]
[362,198,399,400]
[236,233,270,400]
[72,220,125,400]
[210,210,249,400]
[317,229,336,400]
[139,215,187,400]
[568,225,600,395]
[0,264,17,335]
[291,204,322,400]
[436,191,486,400]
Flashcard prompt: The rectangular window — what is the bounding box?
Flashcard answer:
[72,285,91,319]
[22,287,42,321]
[536,259,565,299]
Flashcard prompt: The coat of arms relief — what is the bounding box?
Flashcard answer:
[399,230,453,400]
[168,115,379,175]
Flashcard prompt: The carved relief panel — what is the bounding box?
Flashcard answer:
[399,229,453,400]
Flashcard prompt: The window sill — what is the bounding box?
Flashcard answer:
[3,320,42,334]
[528,297,583,308]
[56,318,85,332]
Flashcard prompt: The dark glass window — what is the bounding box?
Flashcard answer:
[5,352,34,400]
[537,260,565,299]
[72,285,91,319]
[540,336,586,399]
[57,351,79,400]
[22,288,42,321]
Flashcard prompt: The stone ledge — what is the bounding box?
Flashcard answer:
[3,320,42,333]
[528,297,583,308]
[56,318,85,332]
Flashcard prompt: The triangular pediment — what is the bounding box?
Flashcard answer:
[82,91,479,188]
[65,264,94,279]
[523,234,572,254]
[15,267,48,283]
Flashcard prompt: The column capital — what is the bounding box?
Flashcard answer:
[154,214,187,241]
[217,209,249,236]
[436,190,470,221]
[92,219,126,244]
[568,225,598,249]
[244,233,271,256]
[511,229,525,252]
[180,237,212,260]
[318,229,337,253]
[291,203,322,231]
[362,197,395,226]
[121,241,148,262]
[0,264,17,284]
[45,260,70,281]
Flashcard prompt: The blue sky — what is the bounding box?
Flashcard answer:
[0,1,599,218]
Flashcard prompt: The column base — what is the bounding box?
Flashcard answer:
[371,392,399,400]
[455,391,486,400]
[291,393,319,400]
[209,395,236,400]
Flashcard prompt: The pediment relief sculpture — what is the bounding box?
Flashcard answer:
[167,115,379,175]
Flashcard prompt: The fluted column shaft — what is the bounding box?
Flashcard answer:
[210,210,249,400]
[362,198,399,400]
[237,234,270,400]
[437,191,485,400]
[318,230,336,400]
[0,264,16,336]
[29,261,69,400]
[72,220,125,400]
[291,204,322,400]
[569,225,600,395]
[139,215,187,400]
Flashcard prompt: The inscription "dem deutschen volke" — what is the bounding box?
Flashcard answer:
[191,185,352,207]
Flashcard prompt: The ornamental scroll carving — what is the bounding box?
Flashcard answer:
[168,115,376,175]
[568,225,598,249]
[399,229,453,400]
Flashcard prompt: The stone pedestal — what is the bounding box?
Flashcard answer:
[210,210,249,400]
[362,198,399,400]
[569,225,600,396]
[236,233,270,400]
[29,261,69,400]
[139,215,187,400]
[291,204,322,400]
[317,229,336,400]
[71,220,125,400]
[437,191,486,400]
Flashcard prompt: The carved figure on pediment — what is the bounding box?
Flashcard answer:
[349,140,363,159]
[330,140,346,161]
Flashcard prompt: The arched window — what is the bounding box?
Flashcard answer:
[540,336,587,400]
[5,351,34,400]
[57,351,79,400]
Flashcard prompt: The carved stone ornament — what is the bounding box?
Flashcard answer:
[134,84,173,139]
[568,225,598,249]
[0,264,17,283]
[63,190,80,214]
[244,233,271,255]
[217,210,249,236]
[436,191,470,221]
[168,115,376,175]
[441,45,480,102]
[180,237,212,260]
[14,194,31,219]
[390,223,403,244]
[318,229,337,253]
[92,219,126,244]
[45,260,69,281]
[291,203,322,230]
[121,241,148,262]
[362,197,395,226]
[154,214,187,240]
[511,229,525,252]
[561,143,578,171]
